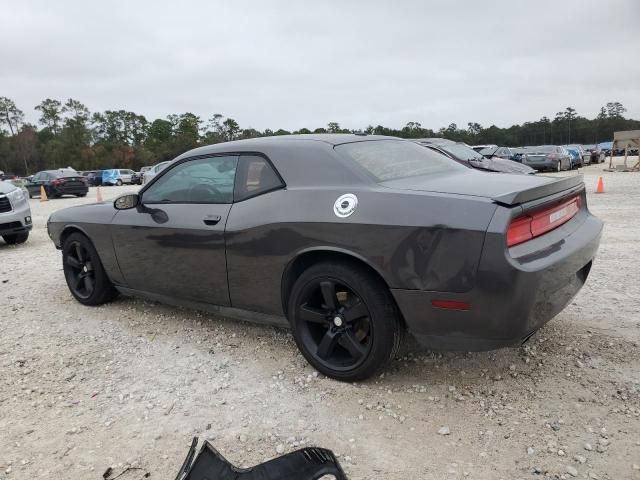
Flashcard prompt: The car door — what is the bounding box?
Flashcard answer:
[110,154,238,306]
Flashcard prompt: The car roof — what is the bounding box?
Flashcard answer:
[170,134,406,188]
[178,134,396,156]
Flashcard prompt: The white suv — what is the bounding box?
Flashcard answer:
[0,181,32,245]
[118,169,136,185]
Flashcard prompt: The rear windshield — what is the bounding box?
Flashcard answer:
[336,140,460,182]
[528,146,555,153]
[50,170,78,178]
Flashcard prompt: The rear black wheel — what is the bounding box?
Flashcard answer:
[62,232,117,305]
[2,232,29,245]
[556,160,562,172]
[288,261,403,381]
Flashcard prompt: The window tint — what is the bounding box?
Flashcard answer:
[234,155,283,202]
[336,140,461,182]
[143,155,238,204]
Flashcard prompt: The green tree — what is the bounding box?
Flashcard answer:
[0,97,24,136]
[606,102,626,118]
[327,122,341,133]
[35,98,63,135]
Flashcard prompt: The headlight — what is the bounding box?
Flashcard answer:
[6,187,26,206]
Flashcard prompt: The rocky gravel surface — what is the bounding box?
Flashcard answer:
[1,161,639,479]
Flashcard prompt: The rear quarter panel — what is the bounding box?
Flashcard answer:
[225,187,497,315]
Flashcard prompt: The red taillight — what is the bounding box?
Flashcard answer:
[52,179,62,186]
[507,216,533,246]
[547,153,557,159]
[507,196,581,247]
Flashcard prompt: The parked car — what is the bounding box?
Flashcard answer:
[81,171,99,186]
[0,179,32,244]
[583,144,605,164]
[117,169,136,184]
[597,142,613,157]
[142,161,172,184]
[130,172,142,185]
[415,138,535,174]
[566,145,589,165]
[26,169,89,198]
[101,169,123,186]
[564,146,584,168]
[85,170,104,186]
[520,146,573,172]
[47,134,602,381]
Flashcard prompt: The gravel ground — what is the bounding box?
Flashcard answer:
[1,160,639,480]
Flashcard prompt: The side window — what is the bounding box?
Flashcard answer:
[143,155,238,204]
[234,155,284,202]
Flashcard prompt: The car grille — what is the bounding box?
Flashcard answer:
[0,196,12,213]
[0,221,21,229]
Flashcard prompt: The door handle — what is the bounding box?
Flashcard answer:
[203,215,221,226]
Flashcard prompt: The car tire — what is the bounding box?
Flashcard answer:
[76,193,87,197]
[2,232,29,245]
[557,161,562,172]
[288,261,404,382]
[62,232,118,306]
[116,180,123,186]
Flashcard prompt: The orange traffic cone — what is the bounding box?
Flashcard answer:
[96,186,103,202]
[40,185,48,202]
[595,176,605,193]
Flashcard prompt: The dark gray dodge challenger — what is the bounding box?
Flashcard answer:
[47,135,603,381]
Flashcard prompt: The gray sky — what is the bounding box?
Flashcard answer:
[1,0,639,131]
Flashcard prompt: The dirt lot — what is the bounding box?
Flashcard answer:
[1,160,639,480]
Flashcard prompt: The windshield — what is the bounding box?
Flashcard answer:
[336,140,461,182]
[441,143,485,161]
[479,147,499,156]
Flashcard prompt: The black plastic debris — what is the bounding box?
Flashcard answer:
[175,437,348,480]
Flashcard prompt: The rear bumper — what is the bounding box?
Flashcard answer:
[392,210,603,351]
[52,185,89,196]
[523,160,557,171]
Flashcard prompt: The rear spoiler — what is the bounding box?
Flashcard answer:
[492,175,584,206]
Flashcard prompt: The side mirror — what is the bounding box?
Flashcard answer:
[114,193,139,210]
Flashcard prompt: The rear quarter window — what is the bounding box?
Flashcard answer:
[335,140,461,182]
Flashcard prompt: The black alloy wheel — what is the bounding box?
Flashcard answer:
[289,261,403,381]
[62,232,117,305]
[64,240,96,299]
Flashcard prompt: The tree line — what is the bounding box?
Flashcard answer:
[0,96,637,176]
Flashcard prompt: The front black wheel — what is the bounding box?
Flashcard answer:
[288,261,403,381]
[62,232,117,305]
[2,232,29,245]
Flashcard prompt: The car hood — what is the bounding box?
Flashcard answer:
[48,200,117,224]
[0,180,17,194]
[380,170,574,205]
